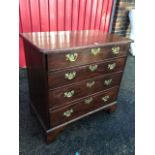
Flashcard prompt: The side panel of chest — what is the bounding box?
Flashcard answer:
[23,40,49,128]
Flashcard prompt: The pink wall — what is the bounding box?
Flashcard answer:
[19,0,113,68]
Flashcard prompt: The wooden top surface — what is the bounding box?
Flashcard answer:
[20,30,132,53]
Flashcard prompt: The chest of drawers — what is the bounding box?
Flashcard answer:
[20,30,132,143]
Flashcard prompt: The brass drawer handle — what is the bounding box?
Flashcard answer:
[66,53,78,62]
[64,90,75,98]
[104,79,112,86]
[108,63,116,70]
[102,95,110,102]
[84,97,93,104]
[86,81,95,88]
[65,71,76,80]
[63,109,74,117]
[112,47,120,54]
[91,48,101,56]
[89,64,98,72]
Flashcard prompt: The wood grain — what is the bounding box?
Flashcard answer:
[20,30,132,53]
[48,72,122,109]
[49,87,119,127]
[21,30,131,143]
[48,57,126,88]
[47,45,129,71]
[23,39,49,128]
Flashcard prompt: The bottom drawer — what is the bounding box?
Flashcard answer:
[49,86,119,127]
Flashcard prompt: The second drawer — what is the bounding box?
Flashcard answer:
[48,72,122,109]
[48,57,126,89]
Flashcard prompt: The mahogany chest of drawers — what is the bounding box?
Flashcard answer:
[20,30,132,143]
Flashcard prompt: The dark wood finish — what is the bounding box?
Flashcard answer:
[29,101,47,131]
[20,30,132,52]
[20,30,132,143]
[46,101,117,143]
[49,87,119,127]
[48,72,122,109]
[23,39,49,128]
[46,126,66,144]
[47,45,129,71]
[48,57,126,89]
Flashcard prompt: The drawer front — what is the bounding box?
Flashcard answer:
[48,72,122,109]
[48,57,126,89]
[49,87,119,127]
[47,44,129,71]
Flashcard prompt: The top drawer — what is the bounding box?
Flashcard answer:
[47,44,129,71]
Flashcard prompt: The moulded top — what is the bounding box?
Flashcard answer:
[20,30,132,53]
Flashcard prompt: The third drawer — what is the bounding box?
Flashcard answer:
[48,71,123,109]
